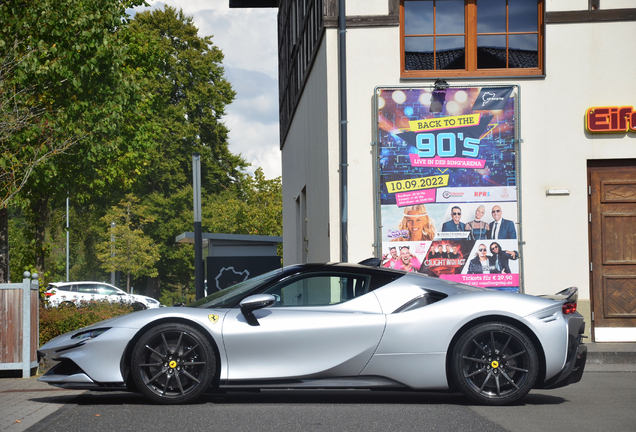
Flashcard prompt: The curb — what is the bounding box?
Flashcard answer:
[586,351,636,365]
[586,342,636,365]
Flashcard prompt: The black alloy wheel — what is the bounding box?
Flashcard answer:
[131,323,216,404]
[451,322,538,405]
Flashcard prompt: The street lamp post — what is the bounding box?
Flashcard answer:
[66,196,70,281]
[110,221,115,285]
[193,154,204,300]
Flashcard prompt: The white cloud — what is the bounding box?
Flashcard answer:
[224,66,280,178]
[139,0,281,179]
[225,67,279,124]
[194,8,278,79]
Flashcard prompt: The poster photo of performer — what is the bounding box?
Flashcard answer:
[467,243,492,274]
[439,205,470,239]
[441,206,466,232]
[464,205,490,240]
[419,240,472,277]
[394,245,422,273]
[488,241,520,273]
[381,204,447,242]
[459,203,517,241]
[381,242,430,273]
[462,240,520,275]
[488,204,517,239]
[381,246,399,268]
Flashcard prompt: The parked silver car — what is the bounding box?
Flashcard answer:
[38,262,586,405]
[45,281,161,309]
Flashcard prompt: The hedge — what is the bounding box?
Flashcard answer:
[39,300,134,346]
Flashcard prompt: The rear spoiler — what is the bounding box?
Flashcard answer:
[358,257,382,267]
[538,286,578,303]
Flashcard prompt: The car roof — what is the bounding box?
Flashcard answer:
[48,281,118,287]
[281,262,407,276]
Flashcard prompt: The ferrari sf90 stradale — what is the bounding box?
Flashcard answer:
[38,262,587,405]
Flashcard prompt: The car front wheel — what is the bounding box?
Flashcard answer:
[131,323,216,404]
[131,301,147,311]
[451,322,538,405]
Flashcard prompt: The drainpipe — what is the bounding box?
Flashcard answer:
[339,0,348,262]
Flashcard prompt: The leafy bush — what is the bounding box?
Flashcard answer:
[39,300,133,346]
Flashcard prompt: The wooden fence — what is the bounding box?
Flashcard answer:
[0,273,39,378]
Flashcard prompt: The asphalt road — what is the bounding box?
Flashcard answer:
[25,371,636,432]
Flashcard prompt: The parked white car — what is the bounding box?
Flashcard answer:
[45,281,162,309]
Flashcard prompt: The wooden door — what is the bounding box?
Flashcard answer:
[589,166,636,342]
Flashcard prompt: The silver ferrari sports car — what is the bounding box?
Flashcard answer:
[38,261,587,405]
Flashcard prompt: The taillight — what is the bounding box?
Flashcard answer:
[563,302,577,314]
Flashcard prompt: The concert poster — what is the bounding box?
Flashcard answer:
[376,86,520,291]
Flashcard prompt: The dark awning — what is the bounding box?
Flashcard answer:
[229,0,278,8]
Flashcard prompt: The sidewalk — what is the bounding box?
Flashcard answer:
[1,342,635,431]
[0,374,85,432]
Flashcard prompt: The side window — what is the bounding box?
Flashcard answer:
[264,274,370,307]
[96,285,119,295]
[77,284,98,294]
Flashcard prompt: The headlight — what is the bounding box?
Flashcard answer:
[71,328,110,341]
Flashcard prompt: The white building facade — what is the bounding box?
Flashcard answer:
[234,0,636,341]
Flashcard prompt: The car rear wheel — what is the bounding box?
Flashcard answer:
[451,322,538,405]
[131,323,216,404]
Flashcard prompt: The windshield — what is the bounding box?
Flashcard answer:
[188,268,284,308]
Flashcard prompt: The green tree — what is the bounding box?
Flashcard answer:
[4,4,284,294]
[0,0,161,277]
[0,0,156,206]
[126,6,250,296]
[96,195,159,293]
[203,168,282,238]
[0,26,82,209]
[8,199,113,285]
[142,187,196,295]
[130,5,246,197]
[141,168,283,300]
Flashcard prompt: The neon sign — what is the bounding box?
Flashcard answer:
[586,106,636,133]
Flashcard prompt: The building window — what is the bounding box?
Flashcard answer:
[401,0,543,78]
[278,0,324,146]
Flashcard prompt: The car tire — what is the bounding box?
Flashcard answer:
[131,302,147,311]
[131,323,216,404]
[451,321,538,406]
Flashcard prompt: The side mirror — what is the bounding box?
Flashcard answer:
[239,294,276,326]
